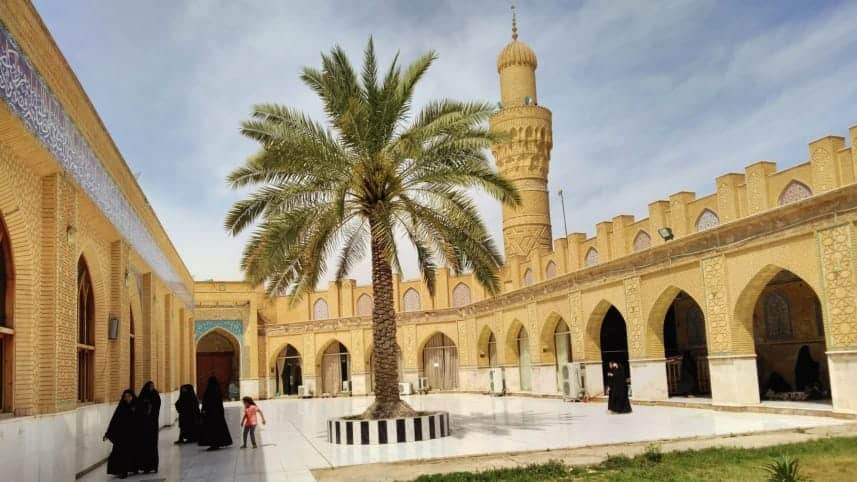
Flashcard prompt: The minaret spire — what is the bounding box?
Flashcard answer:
[511,4,518,40]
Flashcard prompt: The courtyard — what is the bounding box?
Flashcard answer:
[79,394,849,481]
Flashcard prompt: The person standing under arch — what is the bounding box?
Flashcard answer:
[198,376,233,450]
[606,361,632,414]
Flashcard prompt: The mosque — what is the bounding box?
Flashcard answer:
[1,2,857,479]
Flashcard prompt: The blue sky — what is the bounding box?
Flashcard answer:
[33,0,857,283]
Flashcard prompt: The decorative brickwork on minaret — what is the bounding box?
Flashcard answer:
[490,14,553,260]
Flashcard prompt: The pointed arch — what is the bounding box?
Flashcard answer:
[452,282,472,307]
[356,293,373,316]
[196,327,241,399]
[312,298,329,320]
[477,325,498,368]
[778,180,812,206]
[77,255,96,402]
[419,332,458,390]
[402,288,421,312]
[584,247,599,267]
[272,343,302,396]
[318,339,350,395]
[504,319,526,364]
[584,300,618,360]
[522,268,534,287]
[633,230,651,252]
[539,311,568,364]
[695,209,720,232]
[733,263,822,354]
[544,261,558,280]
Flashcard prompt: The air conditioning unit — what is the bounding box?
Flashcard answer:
[398,382,413,395]
[418,377,430,394]
[561,362,585,401]
[297,385,312,398]
[488,367,506,396]
[341,380,352,395]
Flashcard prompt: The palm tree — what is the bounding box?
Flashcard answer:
[225,38,520,419]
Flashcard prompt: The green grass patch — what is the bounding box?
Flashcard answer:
[411,436,857,481]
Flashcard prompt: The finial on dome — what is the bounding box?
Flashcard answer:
[511,4,518,40]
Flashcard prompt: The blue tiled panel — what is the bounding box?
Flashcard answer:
[194,320,244,343]
[0,21,192,306]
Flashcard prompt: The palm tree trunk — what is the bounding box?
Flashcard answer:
[362,218,416,419]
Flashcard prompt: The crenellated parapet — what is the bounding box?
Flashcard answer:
[503,124,857,291]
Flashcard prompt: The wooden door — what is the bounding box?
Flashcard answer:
[196,352,233,399]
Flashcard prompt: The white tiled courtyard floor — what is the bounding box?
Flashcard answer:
[81,393,848,481]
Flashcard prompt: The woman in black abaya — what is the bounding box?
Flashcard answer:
[174,384,201,444]
[794,345,821,392]
[198,376,233,450]
[136,381,161,473]
[607,361,632,413]
[104,389,137,479]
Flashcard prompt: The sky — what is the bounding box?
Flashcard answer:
[33,0,857,284]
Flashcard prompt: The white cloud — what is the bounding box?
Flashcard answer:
[33,0,857,285]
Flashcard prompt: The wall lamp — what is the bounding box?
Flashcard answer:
[66,225,77,244]
[658,227,674,241]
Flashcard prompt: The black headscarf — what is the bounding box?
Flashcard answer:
[105,389,137,476]
[202,376,224,414]
[105,389,136,444]
[176,384,200,410]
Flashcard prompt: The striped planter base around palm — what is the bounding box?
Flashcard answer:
[327,411,451,445]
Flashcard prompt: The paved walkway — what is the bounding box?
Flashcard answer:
[80,394,850,481]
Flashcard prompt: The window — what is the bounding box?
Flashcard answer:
[633,231,651,252]
[77,257,95,402]
[544,261,557,280]
[764,291,792,340]
[584,248,599,267]
[523,269,534,287]
[403,288,421,312]
[0,218,13,412]
[695,209,720,232]
[356,294,373,316]
[778,181,812,206]
[312,298,329,320]
[452,283,471,307]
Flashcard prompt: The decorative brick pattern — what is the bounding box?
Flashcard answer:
[403,288,420,312]
[701,256,731,354]
[356,294,373,316]
[544,261,557,279]
[313,298,329,320]
[623,277,645,358]
[695,209,720,232]
[632,231,651,252]
[452,283,471,308]
[778,181,812,206]
[817,224,857,348]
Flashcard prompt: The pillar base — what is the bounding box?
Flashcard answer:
[629,358,668,400]
[828,350,857,414]
[708,354,759,405]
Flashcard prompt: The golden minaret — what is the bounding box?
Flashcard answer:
[490,9,554,260]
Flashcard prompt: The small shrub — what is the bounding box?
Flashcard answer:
[643,443,663,464]
[762,455,808,482]
[603,454,633,469]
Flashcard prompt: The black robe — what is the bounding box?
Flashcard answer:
[607,364,632,413]
[105,399,136,476]
[794,345,820,391]
[198,378,233,448]
[175,385,201,442]
[136,388,161,472]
